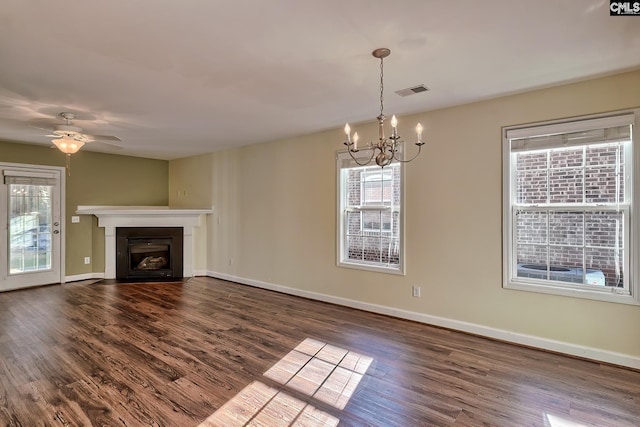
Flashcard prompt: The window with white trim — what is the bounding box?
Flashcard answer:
[337,152,404,274]
[503,111,639,305]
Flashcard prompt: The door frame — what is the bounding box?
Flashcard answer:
[0,161,66,290]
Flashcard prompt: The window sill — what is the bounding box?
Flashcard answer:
[504,279,639,306]
[338,261,405,276]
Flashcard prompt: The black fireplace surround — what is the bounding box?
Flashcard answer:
[115,227,183,280]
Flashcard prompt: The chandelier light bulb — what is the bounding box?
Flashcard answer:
[416,123,423,142]
[353,132,359,150]
[390,115,398,137]
[344,123,351,142]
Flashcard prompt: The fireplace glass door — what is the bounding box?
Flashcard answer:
[116,227,183,279]
[129,239,171,273]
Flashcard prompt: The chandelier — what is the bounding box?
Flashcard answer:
[343,48,425,167]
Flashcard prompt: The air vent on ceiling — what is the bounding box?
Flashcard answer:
[395,85,430,97]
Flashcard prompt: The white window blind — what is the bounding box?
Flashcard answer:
[3,170,57,186]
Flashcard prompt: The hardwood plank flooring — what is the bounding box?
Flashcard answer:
[0,277,638,426]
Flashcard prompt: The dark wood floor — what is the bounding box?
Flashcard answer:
[0,277,638,426]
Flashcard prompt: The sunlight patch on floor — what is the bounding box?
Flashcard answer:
[198,338,373,426]
[265,338,373,410]
[545,413,590,427]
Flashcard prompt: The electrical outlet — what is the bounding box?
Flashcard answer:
[71,216,80,223]
[412,285,421,298]
[84,257,91,265]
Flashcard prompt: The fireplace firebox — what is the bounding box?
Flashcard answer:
[116,227,183,280]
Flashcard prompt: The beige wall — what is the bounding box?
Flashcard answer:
[168,154,213,271]
[0,141,169,275]
[169,70,640,362]
[168,154,213,208]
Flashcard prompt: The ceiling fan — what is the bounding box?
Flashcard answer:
[31,111,123,154]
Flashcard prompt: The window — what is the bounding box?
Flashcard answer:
[337,152,404,274]
[503,111,639,305]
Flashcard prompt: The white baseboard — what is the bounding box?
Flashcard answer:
[206,270,640,370]
[64,272,105,283]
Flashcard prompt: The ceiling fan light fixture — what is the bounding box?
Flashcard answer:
[52,135,85,154]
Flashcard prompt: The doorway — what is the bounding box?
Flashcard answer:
[0,163,64,291]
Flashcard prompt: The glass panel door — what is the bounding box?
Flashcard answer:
[9,182,53,273]
[1,165,63,291]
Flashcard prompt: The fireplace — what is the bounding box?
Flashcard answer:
[76,205,212,279]
[116,227,183,280]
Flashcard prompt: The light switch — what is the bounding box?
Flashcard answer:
[71,216,80,223]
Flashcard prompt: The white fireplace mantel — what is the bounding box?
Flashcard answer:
[76,205,213,279]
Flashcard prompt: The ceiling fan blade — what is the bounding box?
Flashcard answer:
[88,141,124,149]
[84,134,122,142]
[28,124,54,132]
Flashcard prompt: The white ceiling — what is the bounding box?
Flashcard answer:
[1,0,639,160]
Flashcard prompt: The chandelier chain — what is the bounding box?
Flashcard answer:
[379,57,384,117]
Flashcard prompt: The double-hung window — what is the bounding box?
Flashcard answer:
[337,152,404,274]
[503,110,639,304]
